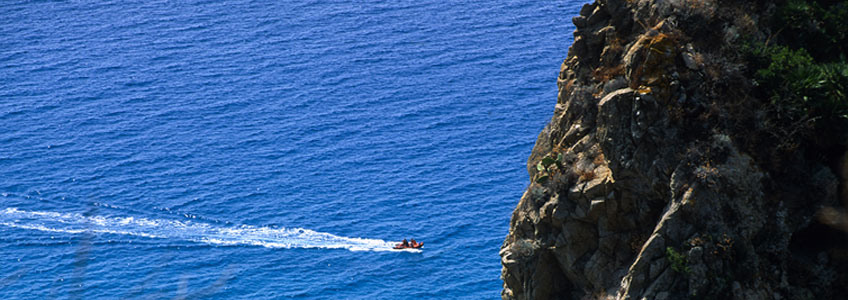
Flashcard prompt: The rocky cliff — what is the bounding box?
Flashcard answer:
[500,0,848,299]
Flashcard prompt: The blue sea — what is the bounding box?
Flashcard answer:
[0,0,582,298]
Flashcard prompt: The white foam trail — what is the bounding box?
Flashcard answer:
[0,208,403,252]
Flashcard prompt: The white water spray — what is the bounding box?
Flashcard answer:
[0,208,412,252]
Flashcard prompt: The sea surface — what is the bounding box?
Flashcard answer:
[0,0,582,298]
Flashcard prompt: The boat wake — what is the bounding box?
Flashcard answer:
[0,208,407,252]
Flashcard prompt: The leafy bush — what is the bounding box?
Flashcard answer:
[750,44,848,139]
[534,153,563,184]
[666,247,691,274]
[776,0,848,61]
[739,1,848,146]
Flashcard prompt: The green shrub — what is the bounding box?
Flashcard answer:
[740,1,848,145]
[747,42,848,142]
[666,247,691,274]
[776,0,848,61]
[534,153,564,184]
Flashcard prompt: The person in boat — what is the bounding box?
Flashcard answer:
[410,238,418,247]
[401,239,409,247]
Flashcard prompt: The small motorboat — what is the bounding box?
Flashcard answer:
[393,241,423,249]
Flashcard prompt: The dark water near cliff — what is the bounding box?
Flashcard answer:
[0,0,581,298]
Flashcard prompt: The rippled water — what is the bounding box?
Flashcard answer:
[0,0,582,298]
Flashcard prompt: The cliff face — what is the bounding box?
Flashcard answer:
[500,0,848,299]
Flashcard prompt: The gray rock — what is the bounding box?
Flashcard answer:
[573,15,588,28]
[681,45,700,70]
[501,0,848,299]
[587,6,609,26]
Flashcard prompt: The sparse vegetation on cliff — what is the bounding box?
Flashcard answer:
[749,45,848,142]
[665,246,691,274]
[501,0,848,299]
[743,0,848,149]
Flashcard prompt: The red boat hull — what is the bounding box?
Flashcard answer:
[393,242,423,249]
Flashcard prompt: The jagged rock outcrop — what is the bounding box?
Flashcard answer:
[501,0,848,299]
